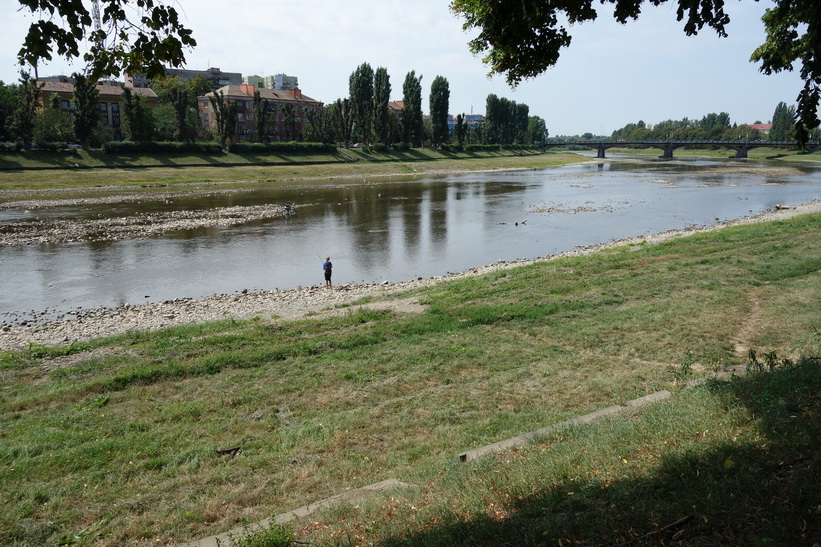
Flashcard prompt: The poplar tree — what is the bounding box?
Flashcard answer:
[372,67,391,145]
[769,101,796,141]
[349,63,374,145]
[253,90,272,143]
[429,75,450,147]
[210,89,236,149]
[402,71,423,147]
[329,98,354,148]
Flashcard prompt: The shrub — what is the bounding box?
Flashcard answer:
[227,141,336,154]
[101,141,224,154]
[463,144,501,152]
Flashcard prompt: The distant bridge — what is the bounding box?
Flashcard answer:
[543,140,821,159]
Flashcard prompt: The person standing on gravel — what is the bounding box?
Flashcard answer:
[322,257,333,288]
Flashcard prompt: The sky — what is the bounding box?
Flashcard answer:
[0,0,805,136]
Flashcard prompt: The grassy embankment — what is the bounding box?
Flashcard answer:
[0,147,581,192]
[1,212,820,545]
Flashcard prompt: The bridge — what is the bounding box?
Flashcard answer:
[543,140,820,159]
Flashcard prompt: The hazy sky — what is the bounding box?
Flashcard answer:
[0,0,804,136]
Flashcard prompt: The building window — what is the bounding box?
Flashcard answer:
[100,102,108,112]
[111,103,119,113]
[61,100,70,110]
[112,115,120,127]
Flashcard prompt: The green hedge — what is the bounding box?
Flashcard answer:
[101,141,224,154]
[0,142,82,152]
[227,141,336,154]
[463,144,502,152]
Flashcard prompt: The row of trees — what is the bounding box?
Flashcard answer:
[0,60,548,150]
[608,102,820,143]
[304,62,547,149]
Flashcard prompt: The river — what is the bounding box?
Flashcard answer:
[2,157,820,321]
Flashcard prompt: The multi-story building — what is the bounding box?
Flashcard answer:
[269,74,298,91]
[243,75,265,87]
[163,67,242,90]
[447,113,484,132]
[38,79,159,137]
[199,84,322,142]
[388,101,404,123]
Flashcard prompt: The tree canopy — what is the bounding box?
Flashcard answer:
[451,0,821,142]
[16,0,195,80]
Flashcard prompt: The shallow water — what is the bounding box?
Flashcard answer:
[2,158,820,319]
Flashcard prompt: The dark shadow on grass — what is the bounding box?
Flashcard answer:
[375,360,821,546]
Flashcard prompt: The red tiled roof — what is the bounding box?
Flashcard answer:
[39,81,157,99]
[204,85,321,105]
[743,123,773,131]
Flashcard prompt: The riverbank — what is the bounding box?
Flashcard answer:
[0,146,562,191]
[3,199,819,351]
[3,203,820,546]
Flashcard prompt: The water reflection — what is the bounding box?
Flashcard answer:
[1,159,820,317]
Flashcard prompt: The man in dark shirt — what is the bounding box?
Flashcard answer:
[323,257,333,288]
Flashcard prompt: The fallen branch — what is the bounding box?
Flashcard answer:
[619,514,694,545]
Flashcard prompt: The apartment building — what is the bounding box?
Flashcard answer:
[163,67,242,90]
[38,80,159,135]
[242,74,299,90]
[199,84,322,142]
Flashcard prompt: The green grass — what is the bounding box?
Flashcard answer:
[1,214,821,545]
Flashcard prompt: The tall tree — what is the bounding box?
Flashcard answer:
[0,81,21,142]
[372,67,391,145]
[402,71,423,147]
[349,63,374,145]
[526,115,548,145]
[72,73,100,149]
[429,75,450,147]
[282,104,297,142]
[152,76,209,142]
[484,94,501,144]
[35,92,73,143]
[455,113,467,147]
[209,89,236,149]
[253,90,272,143]
[451,0,821,144]
[7,71,40,147]
[329,98,354,148]
[121,88,154,141]
[306,105,334,144]
[514,102,529,144]
[16,0,195,83]
[769,101,796,141]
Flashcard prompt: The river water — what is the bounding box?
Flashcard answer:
[2,157,820,319]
